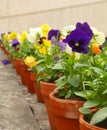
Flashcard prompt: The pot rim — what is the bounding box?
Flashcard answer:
[40,80,56,86]
[49,91,84,104]
[79,114,107,130]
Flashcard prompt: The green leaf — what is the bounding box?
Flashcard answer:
[74,63,89,68]
[55,79,67,88]
[90,107,107,125]
[36,66,45,74]
[55,75,66,83]
[83,100,100,108]
[65,90,72,99]
[79,107,92,114]
[75,90,97,100]
[36,59,45,65]
[57,89,66,97]
[102,89,107,94]
[52,62,63,70]
[91,67,103,75]
[74,91,90,99]
[67,75,80,87]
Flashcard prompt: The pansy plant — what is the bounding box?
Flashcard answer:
[53,22,105,99]
[36,28,69,84]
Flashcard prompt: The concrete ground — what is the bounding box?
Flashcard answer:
[0,49,50,130]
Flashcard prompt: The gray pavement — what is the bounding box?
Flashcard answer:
[0,49,50,130]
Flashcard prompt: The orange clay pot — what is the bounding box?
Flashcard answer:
[31,75,44,103]
[79,114,106,130]
[14,58,22,75]
[4,49,10,56]
[30,72,37,82]
[40,81,56,130]
[31,71,36,81]
[11,57,17,69]
[49,92,84,130]
[19,62,28,85]
[25,70,35,94]
[30,72,37,94]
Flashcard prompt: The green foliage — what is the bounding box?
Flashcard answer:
[78,48,107,125]
[36,42,69,84]
[13,40,34,59]
[90,107,107,125]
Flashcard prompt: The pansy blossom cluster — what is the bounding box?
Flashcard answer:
[63,22,105,55]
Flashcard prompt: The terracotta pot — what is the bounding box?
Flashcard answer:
[49,92,84,130]
[1,45,9,56]
[40,81,56,130]
[33,81,44,103]
[0,45,4,50]
[31,72,37,82]
[14,58,22,75]
[4,49,10,56]
[11,57,16,69]
[19,62,28,85]
[30,72,37,94]
[1,45,6,53]
[25,70,35,94]
[0,42,3,48]
[18,63,35,94]
[2,45,6,53]
[79,114,106,130]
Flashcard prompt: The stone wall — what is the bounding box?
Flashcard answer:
[0,0,107,35]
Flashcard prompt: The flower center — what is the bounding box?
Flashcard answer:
[75,43,79,46]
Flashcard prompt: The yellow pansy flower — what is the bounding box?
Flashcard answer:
[9,32,17,40]
[39,46,47,55]
[20,36,26,43]
[22,31,27,36]
[3,34,9,41]
[43,39,51,48]
[33,43,41,49]
[24,56,36,67]
[41,24,51,37]
[20,31,27,42]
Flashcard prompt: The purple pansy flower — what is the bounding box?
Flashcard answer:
[11,40,20,47]
[76,22,93,40]
[63,29,90,54]
[48,29,60,43]
[58,41,66,52]
[1,59,10,65]
[51,37,57,44]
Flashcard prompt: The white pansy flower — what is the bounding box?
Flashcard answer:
[91,27,98,33]
[27,27,42,43]
[61,25,75,38]
[91,27,105,44]
[94,31,105,44]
